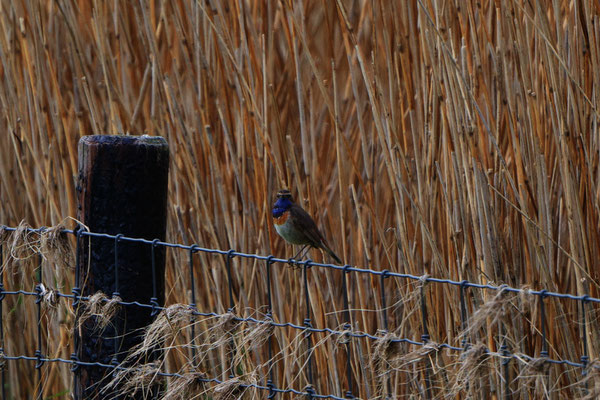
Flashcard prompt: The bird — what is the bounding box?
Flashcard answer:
[272,189,342,264]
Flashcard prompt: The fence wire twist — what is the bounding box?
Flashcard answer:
[0,224,598,399]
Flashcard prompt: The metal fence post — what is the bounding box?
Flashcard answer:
[75,135,169,399]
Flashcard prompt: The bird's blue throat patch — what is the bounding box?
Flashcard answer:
[272,197,292,218]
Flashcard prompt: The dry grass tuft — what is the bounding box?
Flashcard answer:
[139,304,195,352]
[161,372,207,400]
[241,320,274,351]
[372,332,440,373]
[449,343,492,396]
[515,356,552,395]
[334,325,352,346]
[0,349,6,370]
[77,292,121,332]
[0,225,8,244]
[577,361,600,400]
[8,220,40,261]
[212,373,259,400]
[462,287,519,337]
[399,341,441,369]
[206,311,239,351]
[101,361,163,399]
[39,219,74,270]
[38,283,60,309]
[372,333,407,372]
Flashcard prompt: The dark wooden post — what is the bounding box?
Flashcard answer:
[75,135,169,399]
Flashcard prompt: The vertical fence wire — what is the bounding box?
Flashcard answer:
[379,271,392,398]
[458,281,470,395]
[35,252,43,400]
[580,295,589,395]
[225,250,236,378]
[495,285,510,399]
[459,281,469,351]
[112,235,123,373]
[500,323,511,400]
[303,260,315,398]
[539,290,549,393]
[265,256,276,398]
[189,245,199,365]
[149,238,162,396]
[539,291,548,358]
[71,229,83,388]
[420,281,432,399]
[150,239,160,317]
[0,231,5,400]
[341,266,354,399]
[226,250,236,312]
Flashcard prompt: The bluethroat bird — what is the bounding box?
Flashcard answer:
[272,189,342,264]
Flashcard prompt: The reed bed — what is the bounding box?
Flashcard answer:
[0,0,599,398]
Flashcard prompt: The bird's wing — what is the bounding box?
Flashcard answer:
[289,204,343,263]
[288,204,325,248]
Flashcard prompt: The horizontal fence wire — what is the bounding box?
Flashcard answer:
[5,225,596,303]
[0,224,598,399]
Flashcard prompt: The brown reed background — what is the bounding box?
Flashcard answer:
[1,0,600,398]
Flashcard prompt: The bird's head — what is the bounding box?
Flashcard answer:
[273,189,293,218]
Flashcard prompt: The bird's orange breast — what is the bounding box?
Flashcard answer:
[274,210,289,225]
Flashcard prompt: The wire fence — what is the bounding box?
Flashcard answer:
[0,224,598,399]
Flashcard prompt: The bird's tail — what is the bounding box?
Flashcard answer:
[321,243,342,264]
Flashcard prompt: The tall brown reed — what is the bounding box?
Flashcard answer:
[0,0,599,398]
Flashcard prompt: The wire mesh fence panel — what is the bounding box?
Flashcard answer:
[0,224,598,399]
